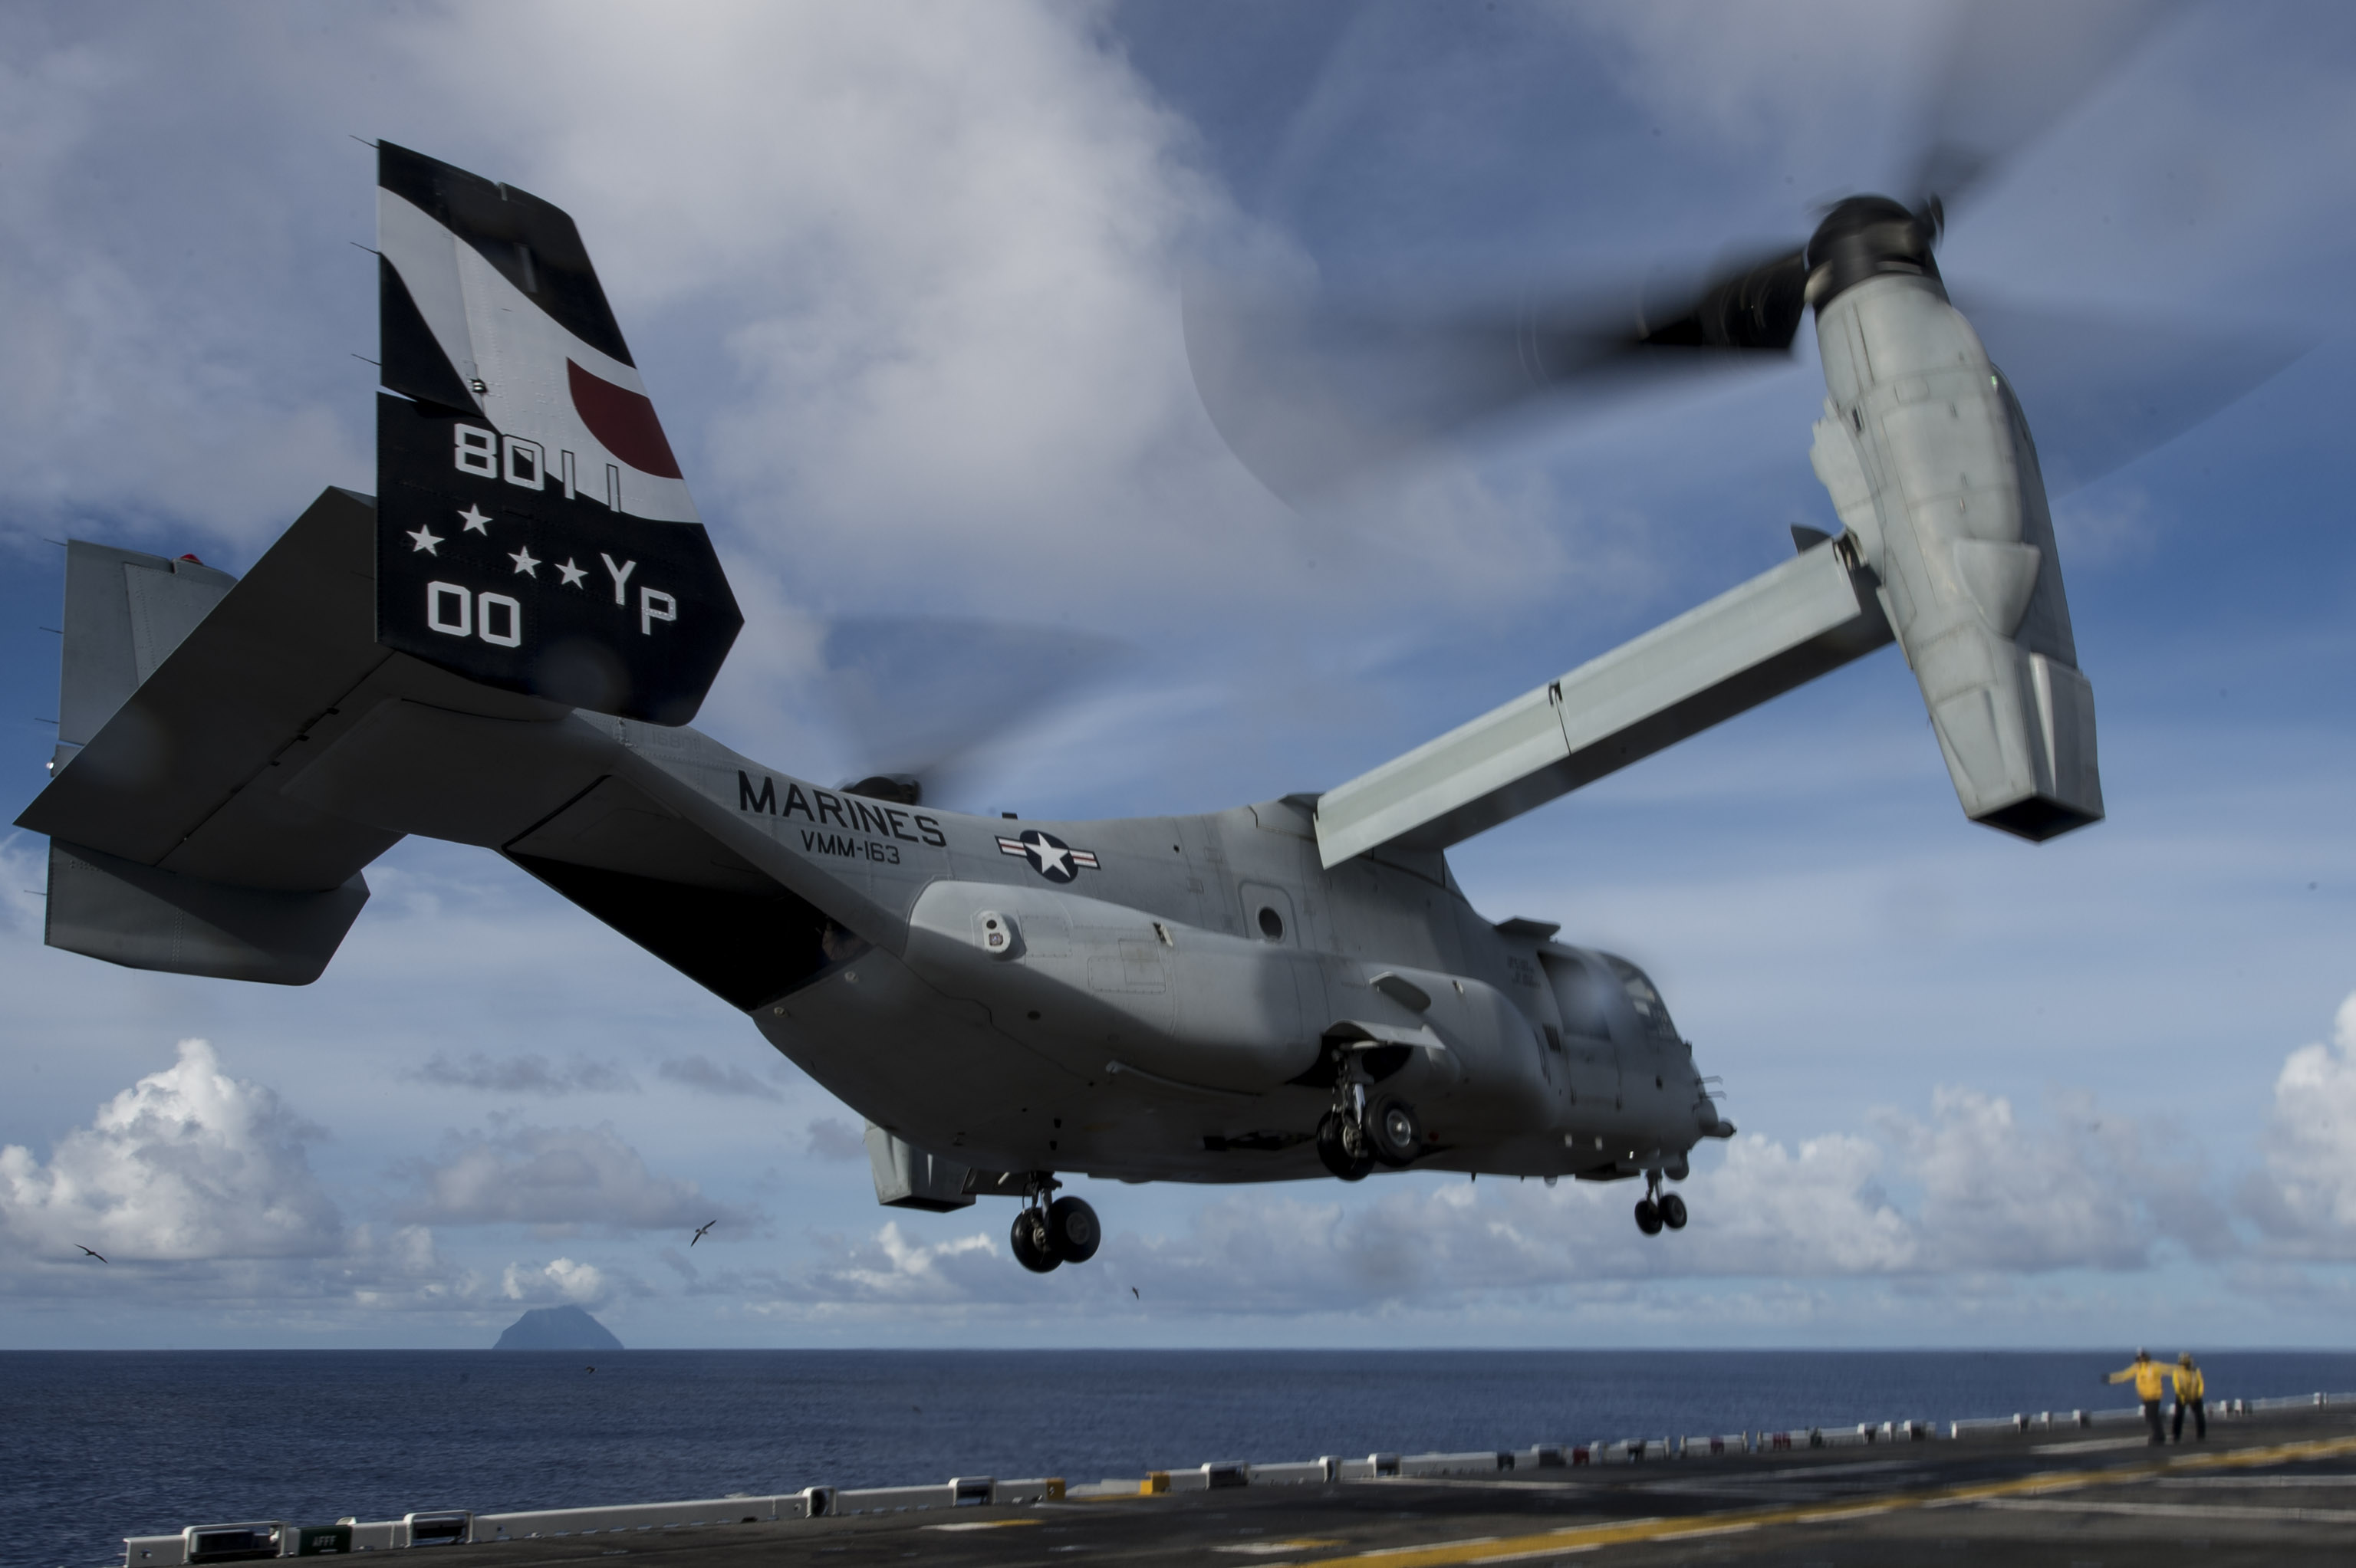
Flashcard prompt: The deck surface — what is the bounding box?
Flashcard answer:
[421,1406,2356,1567]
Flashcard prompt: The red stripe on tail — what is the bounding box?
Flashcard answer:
[568,359,682,478]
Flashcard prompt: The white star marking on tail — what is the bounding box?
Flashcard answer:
[556,558,588,589]
[406,526,443,555]
[458,505,492,534]
[509,547,540,577]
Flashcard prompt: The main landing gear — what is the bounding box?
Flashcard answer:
[1633,1170,1688,1237]
[1316,1048,1423,1181]
[1011,1181,1101,1274]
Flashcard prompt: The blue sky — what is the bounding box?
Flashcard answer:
[1,0,2351,1349]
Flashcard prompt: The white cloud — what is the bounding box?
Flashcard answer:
[752,1221,1005,1313]
[1886,1088,2145,1271]
[714,1082,2239,1323]
[394,1123,732,1232]
[501,1256,615,1308]
[1690,1132,1917,1274]
[2242,990,2356,1257]
[0,1042,539,1316]
[0,1039,341,1263]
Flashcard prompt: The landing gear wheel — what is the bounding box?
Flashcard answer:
[1658,1192,1687,1231]
[1045,1195,1101,1263]
[1010,1208,1061,1273]
[1634,1198,1663,1236]
[1369,1097,1422,1167]
[1317,1111,1374,1182]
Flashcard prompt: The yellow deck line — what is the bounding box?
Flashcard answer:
[1284,1433,2356,1568]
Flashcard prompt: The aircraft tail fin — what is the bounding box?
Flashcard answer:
[373,141,742,725]
[18,490,397,984]
[49,540,237,779]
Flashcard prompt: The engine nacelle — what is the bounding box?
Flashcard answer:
[1805,212,2102,841]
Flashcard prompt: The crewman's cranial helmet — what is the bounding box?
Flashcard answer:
[2136,1347,2149,1358]
[2180,1353,2196,1366]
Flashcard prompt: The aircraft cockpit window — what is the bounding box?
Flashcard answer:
[1539,953,1611,1039]
[1604,955,1682,1045]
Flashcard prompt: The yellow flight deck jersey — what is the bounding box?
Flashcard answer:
[2110,1361,2169,1402]
[2172,1366,2205,1401]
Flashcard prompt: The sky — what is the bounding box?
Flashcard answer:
[0,0,2351,1350]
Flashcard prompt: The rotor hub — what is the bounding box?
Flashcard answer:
[1804,196,1943,311]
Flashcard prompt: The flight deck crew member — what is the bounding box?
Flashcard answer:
[2171,1354,2206,1442]
[2106,1349,2170,1445]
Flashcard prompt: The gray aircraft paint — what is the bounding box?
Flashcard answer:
[18,155,2129,1238]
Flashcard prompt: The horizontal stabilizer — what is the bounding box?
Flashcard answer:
[44,840,366,986]
[20,488,402,891]
[1314,541,1892,866]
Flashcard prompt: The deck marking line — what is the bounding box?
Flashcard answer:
[1283,1434,2356,1568]
[1979,1499,2356,1524]
[2160,1474,2356,1488]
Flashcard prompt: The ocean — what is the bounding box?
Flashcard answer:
[7,1349,2355,1568]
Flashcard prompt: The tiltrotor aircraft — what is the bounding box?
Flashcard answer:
[15,9,2266,1273]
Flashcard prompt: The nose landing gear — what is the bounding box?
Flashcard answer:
[1634,1172,1689,1237]
[1010,1180,1102,1274]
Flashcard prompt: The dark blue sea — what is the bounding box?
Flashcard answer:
[8,1349,2356,1568]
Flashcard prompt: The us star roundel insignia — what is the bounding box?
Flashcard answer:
[998,829,1100,883]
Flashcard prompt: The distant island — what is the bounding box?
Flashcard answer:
[494,1304,624,1351]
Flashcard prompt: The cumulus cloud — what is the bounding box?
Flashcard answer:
[751,1221,1005,1313]
[1875,1083,2223,1280]
[720,1080,2254,1322]
[0,1039,341,1262]
[2241,990,2356,1257]
[393,1123,735,1232]
[1097,1086,2212,1315]
[410,1054,637,1096]
[657,1055,784,1102]
[500,1256,620,1309]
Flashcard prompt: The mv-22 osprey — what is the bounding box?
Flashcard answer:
[21,144,2101,1272]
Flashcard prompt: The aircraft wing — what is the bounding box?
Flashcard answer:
[1312,537,1892,868]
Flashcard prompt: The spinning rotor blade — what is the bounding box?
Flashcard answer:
[1907,0,2198,214]
[1965,297,2310,498]
[1185,1,2209,508]
[818,616,1135,809]
[1182,250,1805,504]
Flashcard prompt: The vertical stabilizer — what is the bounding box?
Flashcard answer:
[53,542,235,777]
[373,142,741,725]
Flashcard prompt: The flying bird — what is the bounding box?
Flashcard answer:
[691,1220,717,1246]
[77,1245,107,1262]
[1130,1287,1139,1299]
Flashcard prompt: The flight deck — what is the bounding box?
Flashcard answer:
[129,1398,2356,1567]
